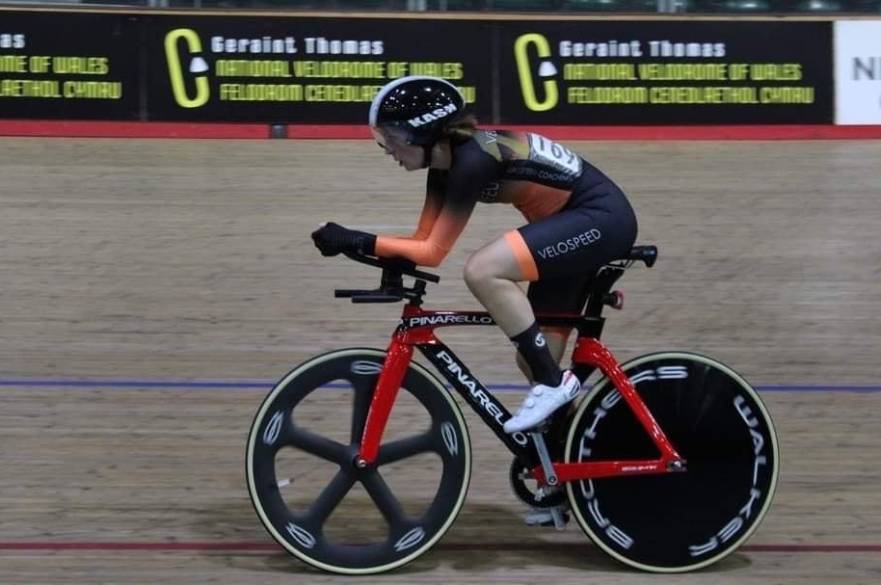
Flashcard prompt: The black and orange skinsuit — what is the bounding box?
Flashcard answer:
[375,129,637,321]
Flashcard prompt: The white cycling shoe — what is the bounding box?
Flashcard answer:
[504,370,581,433]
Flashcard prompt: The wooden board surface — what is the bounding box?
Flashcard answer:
[0,137,878,584]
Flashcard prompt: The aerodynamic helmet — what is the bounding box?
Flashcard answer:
[368,76,466,146]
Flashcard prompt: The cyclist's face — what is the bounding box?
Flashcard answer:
[371,127,425,171]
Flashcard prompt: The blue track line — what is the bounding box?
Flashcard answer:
[0,378,879,393]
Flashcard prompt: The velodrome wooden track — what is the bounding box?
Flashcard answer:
[1,137,879,583]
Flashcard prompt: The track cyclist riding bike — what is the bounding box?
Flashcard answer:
[250,76,779,574]
[311,75,638,440]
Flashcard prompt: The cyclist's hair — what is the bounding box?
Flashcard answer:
[441,112,478,144]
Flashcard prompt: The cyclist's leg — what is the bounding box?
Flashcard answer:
[513,329,568,383]
[516,275,594,381]
[462,236,538,340]
[463,233,566,380]
[488,185,636,432]
[464,236,579,434]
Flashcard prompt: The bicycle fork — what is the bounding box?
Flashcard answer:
[355,339,413,467]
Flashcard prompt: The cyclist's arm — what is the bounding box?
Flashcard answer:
[375,208,469,267]
[411,170,446,240]
[375,145,498,267]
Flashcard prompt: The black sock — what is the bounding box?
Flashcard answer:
[510,322,562,387]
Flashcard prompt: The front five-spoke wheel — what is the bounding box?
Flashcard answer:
[246,348,471,574]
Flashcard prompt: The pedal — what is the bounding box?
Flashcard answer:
[550,506,569,530]
[524,505,570,530]
[530,431,558,486]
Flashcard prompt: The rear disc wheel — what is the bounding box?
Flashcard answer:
[565,352,779,571]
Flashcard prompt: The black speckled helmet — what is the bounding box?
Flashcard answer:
[369,76,465,146]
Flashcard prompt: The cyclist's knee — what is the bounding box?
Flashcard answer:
[464,240,522,286]
[463,251,495,289]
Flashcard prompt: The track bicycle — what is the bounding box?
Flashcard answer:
[246,245,779,574]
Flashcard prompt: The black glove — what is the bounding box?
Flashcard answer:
[311,222,377,257]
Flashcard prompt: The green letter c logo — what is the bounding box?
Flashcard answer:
[514,33,558,112]
[165,29,210,109]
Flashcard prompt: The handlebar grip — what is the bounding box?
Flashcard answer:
[408,266,440,283]
[351,294,403,303]
[342,251,440,283]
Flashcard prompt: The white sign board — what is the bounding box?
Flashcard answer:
[835,21,881,125]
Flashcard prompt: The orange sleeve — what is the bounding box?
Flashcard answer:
[411,190,443,240]
[375,207,471,267]
[375,148,488,267]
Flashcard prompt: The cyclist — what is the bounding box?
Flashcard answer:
[312,75,637,434]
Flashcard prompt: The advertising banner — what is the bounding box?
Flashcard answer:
[0,10,838,127]
[144,15,493,123]
[834,21,881,125]
[498,21,832,125]
[0,11,140,119]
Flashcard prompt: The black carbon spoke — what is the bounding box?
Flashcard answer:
[361,469,407,526]
[308,469,357,525]
[350,377,375,444]
[375,433,436,466]
[289,426,349,464]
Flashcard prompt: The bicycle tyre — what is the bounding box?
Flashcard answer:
[246,348,471,574]
[565,352,779,572]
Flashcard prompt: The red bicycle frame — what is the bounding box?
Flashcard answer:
[356,304,685,485]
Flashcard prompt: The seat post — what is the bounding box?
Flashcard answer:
[582,265,626,319]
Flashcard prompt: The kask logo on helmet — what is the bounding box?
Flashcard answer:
[407,103,459,128]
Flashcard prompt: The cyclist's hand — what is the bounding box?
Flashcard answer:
[311,222,377,257]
